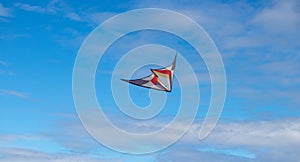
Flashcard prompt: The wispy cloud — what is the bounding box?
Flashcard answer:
[0,3,12,22]
[85,11,118,25]
[14,3,46,13]
[52,113,300,161]
[132,0,299,52]
[0,148,111,162]
[252,0,300,35]
[1,111,299,161]
[0,60,8,66]
[202,119,300,148]
[14,0,83,22]
[0,60,14,75]
[198,147,256,159]
[0,89,28,99]
[64,12,82,21]
[53,27,86,47]
[0,3,12,17]
[13,1,120,25]
[134,118,300,161]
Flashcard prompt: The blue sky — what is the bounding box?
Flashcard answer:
[1,0,300,161]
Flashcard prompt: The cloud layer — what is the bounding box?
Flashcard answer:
[1,116,300,161]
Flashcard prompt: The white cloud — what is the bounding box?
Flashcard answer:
[0,3,12,22]
[0,33,32,40]
[65,12,82,21]
[58,117,300,161]
[134,118,300,161]
[86,12,118,25]
[0,61,15,75]
[14,3,46,13]
[0,89,28,99]
[53,27,86,47]
[0,3,11,17]
[252,0,300,34]
[0,60,8,66]
[131,0,299,53]
[14,0,64,14]
[194,119,300,161]
[54,114,300,161]
[200,119,300,148]
[14,1,83,22]
[1,113,300,161]
[13,1,121,25]
[0,148,115,162]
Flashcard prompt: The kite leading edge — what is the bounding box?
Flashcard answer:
[121,54,177,92]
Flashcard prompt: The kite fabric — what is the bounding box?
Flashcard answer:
[121,54,177,92]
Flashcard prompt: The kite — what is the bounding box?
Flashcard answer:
[121,54,177,92]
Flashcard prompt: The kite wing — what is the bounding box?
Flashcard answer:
[121,54,176,92]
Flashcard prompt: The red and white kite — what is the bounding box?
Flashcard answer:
[121,54,177,92]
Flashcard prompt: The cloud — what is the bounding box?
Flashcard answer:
[201,119,300,148]
[0,3,11,17]
[85,12,118,25]
[252,0,300,34]
[74,117,300,161]
[198,147,256,159]
[0,148,113,162]
[1,112,299,161]
[194,119,300,161]
[132,0,299,52]
[0,60,14,75]
[13,1,121,24]
[14,0,63,14]
[14,3,46,13]
[52,113,300,161]
[14,1,83,22]
[228,51,300,110]
[53,27,86,47]
[0,3,12,22]
[141,118,300,161]
[0,60,8,66]
[65,12,82,21]
[0,89,28,99]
